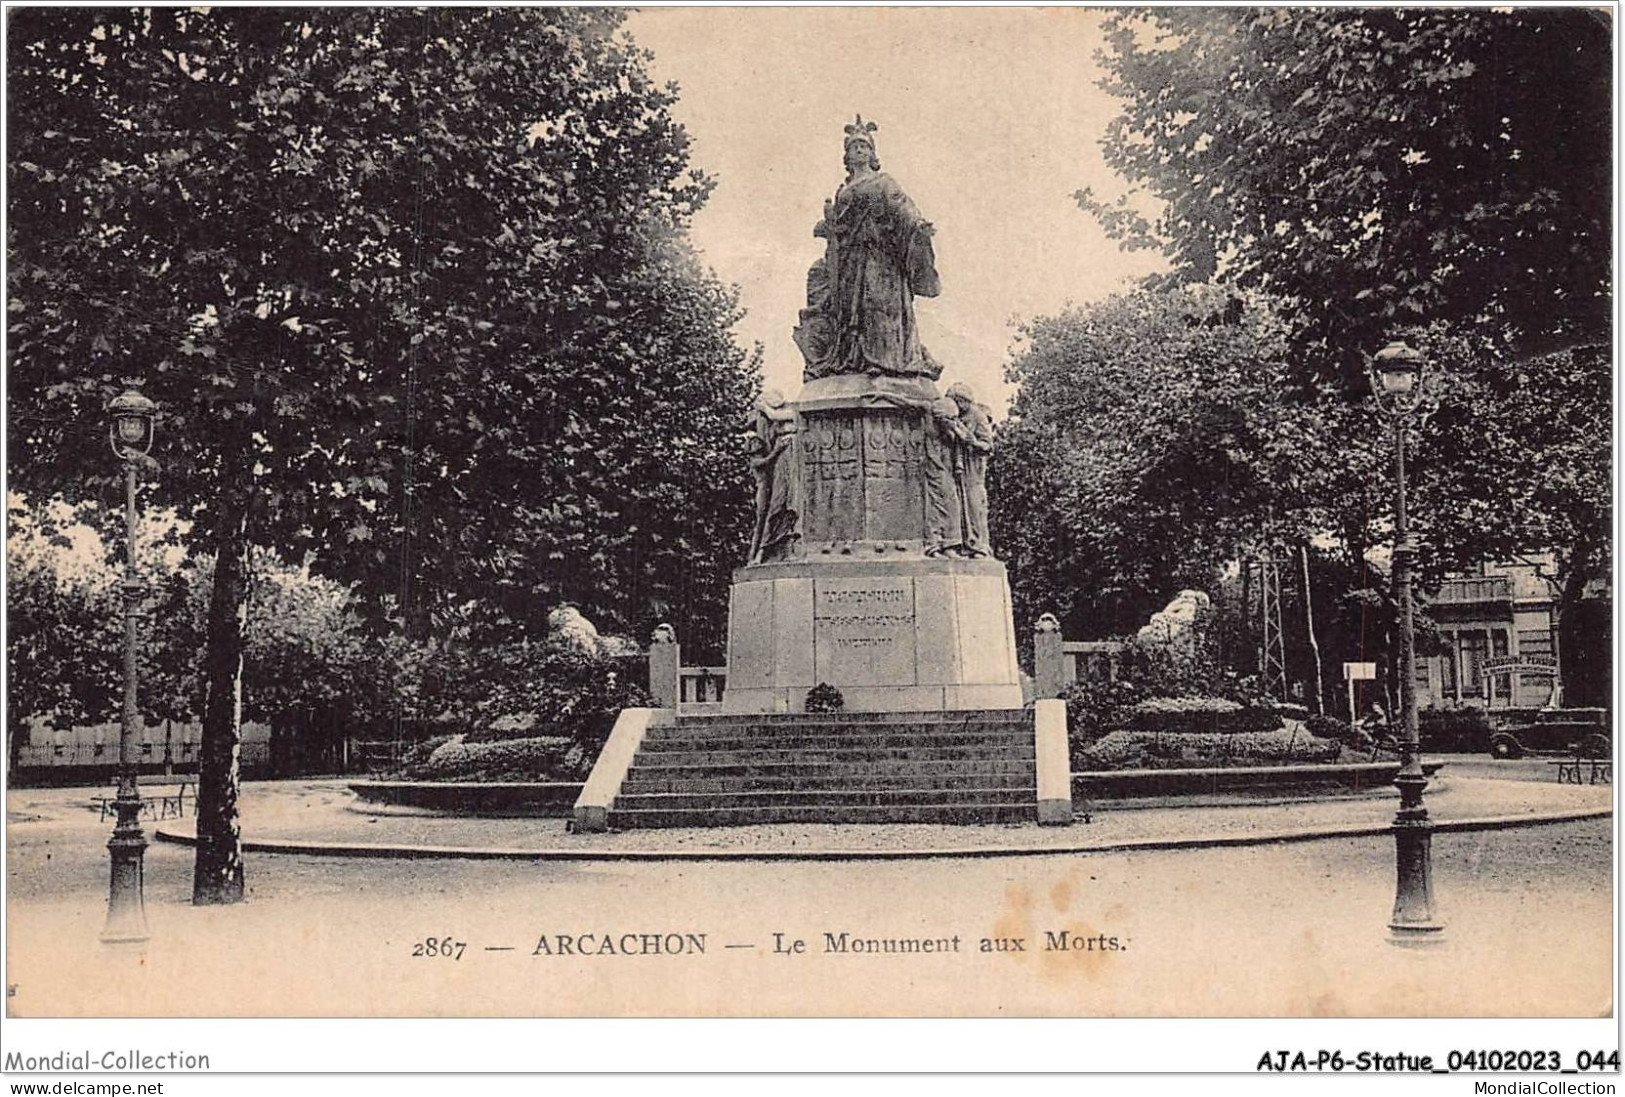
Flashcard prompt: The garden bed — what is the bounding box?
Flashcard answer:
[1074,760,1444,801]
[348,781,581,817]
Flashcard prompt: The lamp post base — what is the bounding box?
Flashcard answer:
[1388,788,1444,946]
[101,798,149,945]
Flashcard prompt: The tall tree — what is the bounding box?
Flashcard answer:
[1079,9,1611,702]
[1410,335,1612,703]
[993,285,1375,640]
[9,8,755,901]
[6,505,378,771]
[1081,8,1610,382]
[5,504,121,768]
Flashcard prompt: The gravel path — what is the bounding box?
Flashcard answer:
[6,775,1612,1022]
[62,770,1611,857]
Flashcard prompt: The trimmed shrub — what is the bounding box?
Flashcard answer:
[409,734,584,781]
[1059,677,1142,744]
[399,734,456,771]
[1128,696,1282,735]
[1305,714,1358,746]
[1119,631,1219,698]
[1076,726,1341,770]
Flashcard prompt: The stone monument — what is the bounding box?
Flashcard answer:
[722,117,1023,714]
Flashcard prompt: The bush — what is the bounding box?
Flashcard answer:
[1305,713,1358,745]
[398,734,456,771]
[1128,696,1282,734]
[1216,671,1271,709]
[1076,726,1341,770]
[1060,677,1142,743]
[1119,632,1220,697]
[408,734,585,781]
[1418,706,1491,752]
[464,643,650,757]
[806,683,844,713]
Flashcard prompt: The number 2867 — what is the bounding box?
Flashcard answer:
[412,937,466,960]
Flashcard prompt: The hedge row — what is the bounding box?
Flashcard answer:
[1077,726,1341,770]
[1127,696,1283,735]
[405,734,585,781]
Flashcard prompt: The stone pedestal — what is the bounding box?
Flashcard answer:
[726,373,1021,714]
[723,556,1022,714]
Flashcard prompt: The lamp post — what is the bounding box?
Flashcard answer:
[1368,340,1444,945]
[101,385,157,945]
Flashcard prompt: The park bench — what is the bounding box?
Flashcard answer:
[1549,758,1612,786]
[94,781,193,822]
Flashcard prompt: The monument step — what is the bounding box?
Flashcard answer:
[606,802,1040,828]
[613,786,1035,810]
[622,758,1037,780]
[631,746,1033,768]
[619,772,1036,795]
[645,728,1031,748]
[639,730,1034,753]
[671,709,1028,731]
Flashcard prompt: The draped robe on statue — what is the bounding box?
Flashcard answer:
[796,170,941,380]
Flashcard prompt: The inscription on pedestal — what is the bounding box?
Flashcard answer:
[813,578,917,686]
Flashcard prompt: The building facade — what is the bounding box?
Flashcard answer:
[1417,557,1562,711]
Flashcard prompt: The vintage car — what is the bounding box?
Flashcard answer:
[1487,707,1610,759]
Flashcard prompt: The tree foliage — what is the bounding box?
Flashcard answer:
[5,505,121,765]
[1082,8,1610,380]
[8,8,756,897]
[8,7,755,639]
[1073,9,1611,705]
[5,506,371,739]
[1413,339,1611,585]
[992,285,1374,639]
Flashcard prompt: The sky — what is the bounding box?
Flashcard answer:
[622,7,1167,414]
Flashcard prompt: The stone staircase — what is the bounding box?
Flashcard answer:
[606,709,1037,828]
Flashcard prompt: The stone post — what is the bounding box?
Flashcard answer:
[648,624,680,710]
[1033,613,1066,700]
[1033,698,1074,825]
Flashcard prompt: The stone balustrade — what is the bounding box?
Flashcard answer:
[1032,613,1128,700]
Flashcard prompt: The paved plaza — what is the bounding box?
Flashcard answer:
[5,762,1613,1019]
[174,765,1612,858]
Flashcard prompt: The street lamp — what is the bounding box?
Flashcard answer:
[101,384,157,945]
[1368,340,1444,945]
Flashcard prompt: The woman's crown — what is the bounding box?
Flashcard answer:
[843,114,878,149]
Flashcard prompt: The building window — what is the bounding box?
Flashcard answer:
[141,743,152,756]
[1520,674,1554,698]
[1518,629,1554,657]
[1440,635,1457,696]
[1491,630,1511,700]
[1460,631,1490,696]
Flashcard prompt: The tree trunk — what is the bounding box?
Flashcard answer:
[1239,556,1255,677]
[1554,541,1598,709]
[1300,543,1324,715]
[192,446,253,906]
[7,712,27,775]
